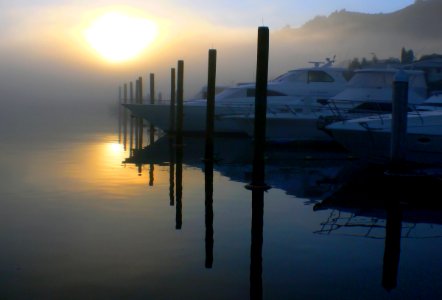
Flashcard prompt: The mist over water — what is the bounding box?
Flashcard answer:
[0,95,442,299]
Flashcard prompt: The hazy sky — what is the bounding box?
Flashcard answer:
[0,0,417,103]
[2,0,415,28]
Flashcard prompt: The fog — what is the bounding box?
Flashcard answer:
[1,0,441,112]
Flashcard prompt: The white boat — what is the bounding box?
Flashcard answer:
[326,68,428,118]
[326,110,442,165]
[123,61,349,134]
[228,68,429,142]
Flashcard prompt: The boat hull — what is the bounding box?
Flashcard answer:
[327,111,442,165]
[124,103,253,134]
[229,112,334,142]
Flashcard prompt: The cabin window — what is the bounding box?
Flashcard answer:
[308,71,334,83]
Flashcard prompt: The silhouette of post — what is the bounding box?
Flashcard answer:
[203,50,217,266]
[205,49,217,162]
[138,76,144,150]
[123,83,128,150]
[390,70,409,172]
[250,189,264,300]
[176,60,184,146]
[149,73,155,146]
[248,26,270,190]
[118,86,122,143]
[170,68,176,133]
[134,79,140,151]
[129,81,134,153]
[204,147,214,268]
[382,194,402,291]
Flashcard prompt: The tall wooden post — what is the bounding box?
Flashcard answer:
[149,73,155,146]
[118,86,122,143]
[176,60,184,146]
[134,79,139,152]
[248,26,270,190]
[129,81,134,153]
[138,76,144,150]
[170,68,176,133]
[390,70,409,172]
[123,83,128,150]
[205,49,217,162]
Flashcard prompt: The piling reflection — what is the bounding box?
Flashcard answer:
[250,189,264,300]
[383,197,402,291]
[169,137,175,206]
[204,150,214,269]
[175,140,183,230]
[314,167,442,292]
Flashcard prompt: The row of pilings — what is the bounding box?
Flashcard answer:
[118,27,272,188]
[117,26,271,300]
[117,26,412,299]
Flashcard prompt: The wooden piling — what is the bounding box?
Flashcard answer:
[205,49,217,162]
[149,73,155,105]
[129,81,134,152]
[123,83,128,150]
[170,68,176,133]
[390,70,409,171]
[138,76,144,150]
[248,26,270,190]
[149,73,155,146]
[134,79,139,150]
[176,60,184,146]
[118,86,122,143]
[202,48,218,266]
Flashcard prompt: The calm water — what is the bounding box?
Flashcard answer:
[1,102,442,299]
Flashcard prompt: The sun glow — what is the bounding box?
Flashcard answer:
[84,11,158,63]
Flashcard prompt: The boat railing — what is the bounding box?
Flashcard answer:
[314,209,442,239]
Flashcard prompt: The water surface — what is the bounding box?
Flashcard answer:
[1,102,441,299]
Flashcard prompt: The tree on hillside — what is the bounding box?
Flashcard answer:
[401,47,415,64]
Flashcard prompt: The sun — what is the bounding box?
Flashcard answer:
[84,11,158,63]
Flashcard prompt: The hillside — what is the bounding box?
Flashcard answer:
[270,0,442,68]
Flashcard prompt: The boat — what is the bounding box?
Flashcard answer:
[325,109,442,166]
[405,57,442,96]
[123,60,349,135]
[325,68,428,118]
[228,68,428,143]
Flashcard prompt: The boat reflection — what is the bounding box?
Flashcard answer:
[123,135,352,202]
[314,168,442,291]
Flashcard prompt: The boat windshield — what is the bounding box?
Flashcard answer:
[215,87,248,100]
[271,70,306,83]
